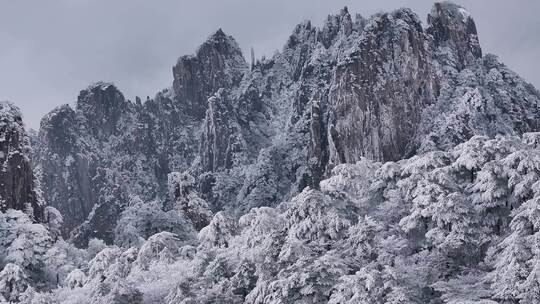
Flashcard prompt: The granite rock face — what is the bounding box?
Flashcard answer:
[327,9,438,164]
[76,82,130,140]
[201,89,242,172]
[0,102,43,221]
[35,2,540,246]
[172,29,248,119]
[427,1,482,70]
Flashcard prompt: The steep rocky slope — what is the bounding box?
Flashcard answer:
[35,2,540,246]
[0,101,44,222]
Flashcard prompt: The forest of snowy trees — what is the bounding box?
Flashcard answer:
[3,134,540,303]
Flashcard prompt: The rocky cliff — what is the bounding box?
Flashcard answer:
[0,102,44,221]
[35,2,540,246]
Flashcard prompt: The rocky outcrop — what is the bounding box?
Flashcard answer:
[172,29,247,118]
[327,8,438,164]
[35,2,540,246]
[200,89,243,172]
[318,7,353,47]
[38,104,95,235]
[427,1,482,70]
[76,82,130,140]
[0,102,43,221]
[309,95,324,188]
[36,84,130,236]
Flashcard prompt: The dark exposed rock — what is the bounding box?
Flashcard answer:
[168,172,212,230]
[309,93,324,188]
[69,171,127,247]
[201,89,243,172]
[284,21,317,82]
[172,29,248,119]
[76,82,130,140]
[318,7,353,48]
[37,88,113,236]
[427,1,482,70]
[327,8,437,164]
[0,102,43,221]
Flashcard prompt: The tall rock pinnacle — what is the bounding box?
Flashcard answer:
[172,29,248,118]
[0,102,43,221]
[427,1,482,70]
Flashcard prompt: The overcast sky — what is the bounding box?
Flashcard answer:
[1,0,539,129]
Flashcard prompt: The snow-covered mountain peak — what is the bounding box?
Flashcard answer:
[172,29,247,119]
[428,1,482,70]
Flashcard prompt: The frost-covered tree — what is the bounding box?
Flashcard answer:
[19,286,57,304]
[0,263,29,302]
[0,210,52,269]
[198,211,238,250]
[43,240,88,287]
[328,264,387,304]
[488,181,540,302]
[88,246,123,280]
[65,269,87,289]
[168,172,213,230]
[136,232,187,270]
[114,195,196,247]
[285,188,354,245]
[43,206,63,242]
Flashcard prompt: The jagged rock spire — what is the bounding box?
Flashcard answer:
[172,29,247,119]
[76,82,128,139]
[328,7,435,164]
[318,6,353,48]
[0,101,43,222]
[427,1,482,69]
